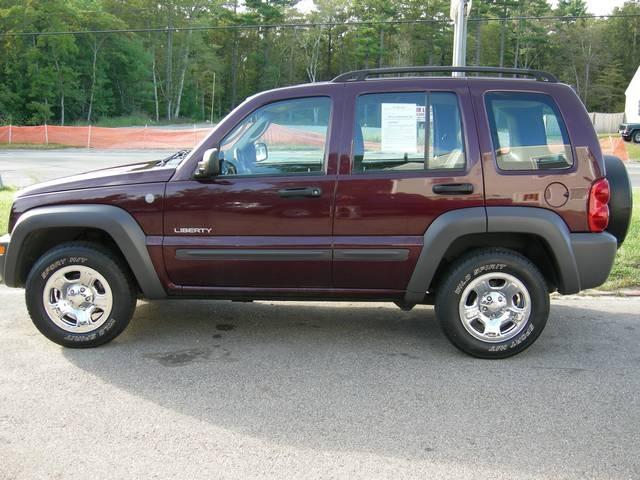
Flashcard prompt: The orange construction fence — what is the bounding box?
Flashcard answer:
[0,124,330,150]
[599,135,629,161]
[0,125,212,149]
[0,125,631,160]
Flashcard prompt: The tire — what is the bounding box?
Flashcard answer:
[633,131,640,143]
[604,155,633,247]
[434,249,549,359]
[25,242,137,348]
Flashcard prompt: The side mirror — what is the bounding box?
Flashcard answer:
[255,142,268,162]
[194,148,220,178]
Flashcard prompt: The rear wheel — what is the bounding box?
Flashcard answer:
[25,242,137,348]
[435,249,549,359]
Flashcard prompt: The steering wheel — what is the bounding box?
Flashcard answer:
[220,160,237,176]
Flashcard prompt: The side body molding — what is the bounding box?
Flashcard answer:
[405,206,586,303]
[4,204,166,299]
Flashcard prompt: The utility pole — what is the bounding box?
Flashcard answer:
[451,0,472,77]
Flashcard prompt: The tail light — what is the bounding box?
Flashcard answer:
[588,178,610,232]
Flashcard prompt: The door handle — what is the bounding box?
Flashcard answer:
[278,187,322,198]
[432,183,474,195]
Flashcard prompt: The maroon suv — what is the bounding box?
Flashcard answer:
[0,66,633,358]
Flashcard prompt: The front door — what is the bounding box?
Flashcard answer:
[163,96,337,290]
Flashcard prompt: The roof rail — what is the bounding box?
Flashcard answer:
[331,66,558,83]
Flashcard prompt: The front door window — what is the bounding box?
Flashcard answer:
[219,97,332,176]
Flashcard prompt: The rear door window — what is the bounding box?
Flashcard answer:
[485,92,573,171]
[352,91,465,173]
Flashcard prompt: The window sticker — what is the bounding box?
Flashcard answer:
[381,103,417,154]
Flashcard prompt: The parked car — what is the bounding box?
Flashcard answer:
[619,122,640,143]
[0,66,633,358]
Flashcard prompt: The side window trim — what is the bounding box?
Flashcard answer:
[429,91,467,172]
[217,95,333,178]
[424,93,431,170]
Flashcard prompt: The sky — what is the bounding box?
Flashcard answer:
[549,0,628,15]
[297,0,630,16]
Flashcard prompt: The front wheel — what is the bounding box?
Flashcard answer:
[633,131,640,143]
[435,249,549,359]
[25,242,137,348]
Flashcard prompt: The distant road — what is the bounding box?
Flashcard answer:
[627,162,640,189]
[0,148,173,187]
[0,148,639,189]
[139,123,215,130]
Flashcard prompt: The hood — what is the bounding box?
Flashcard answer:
[17,161,177,197]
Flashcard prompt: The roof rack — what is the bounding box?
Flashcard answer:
[331,66,558,83]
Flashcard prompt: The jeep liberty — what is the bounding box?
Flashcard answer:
[0,66,633,358]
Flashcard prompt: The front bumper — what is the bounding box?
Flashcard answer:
[0,234,9,285]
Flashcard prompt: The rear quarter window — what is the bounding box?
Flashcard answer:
[485,92,573,171]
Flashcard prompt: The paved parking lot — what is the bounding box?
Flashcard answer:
[1,287,639,479]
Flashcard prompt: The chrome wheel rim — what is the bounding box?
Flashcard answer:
[458,272,531,343]
[42,266,113,333]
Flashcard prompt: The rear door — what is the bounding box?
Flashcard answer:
[163,94,339,290]
[332,80,484,291]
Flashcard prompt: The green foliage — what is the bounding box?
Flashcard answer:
[72,113,151,127]
[0,0,638,126]
[591,62,627,112]
[555,0,588,17]
[0,188,16,235]
[602,189,640,291]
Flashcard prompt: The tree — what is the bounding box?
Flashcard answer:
[78,1,127,122]
[555,0,588,17]
[487,0,519,68]
[244,0,296,90]
[591,61,627,112]
[604,2,640,83]
[32,0,84,125]
[349,0,399,69]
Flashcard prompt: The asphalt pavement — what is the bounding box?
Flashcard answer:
[1,148,639,188]
[1,288,639,479]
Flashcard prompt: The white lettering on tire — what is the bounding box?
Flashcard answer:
[487,324,535,352]
[455,264,507,295]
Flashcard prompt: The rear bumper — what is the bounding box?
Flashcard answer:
[0,234,9,285]
[570,232,617,291]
